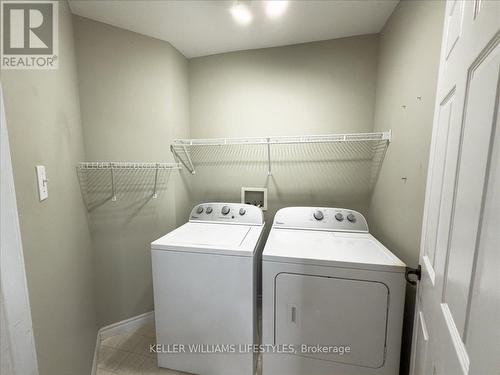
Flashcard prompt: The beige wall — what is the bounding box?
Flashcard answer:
[369,0,444,266]
[368,1,445,373]
[73,16,191,327]
[1,2,98,375]
[188,35,379,226]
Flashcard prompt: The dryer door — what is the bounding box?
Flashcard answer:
[275,273,389,368]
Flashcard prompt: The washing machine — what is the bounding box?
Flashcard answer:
[262,207,406,375]
[151,203,265,375]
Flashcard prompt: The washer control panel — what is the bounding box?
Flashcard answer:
[273,207,368,232]
[190,203,264,225]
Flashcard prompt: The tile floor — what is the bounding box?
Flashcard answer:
[96,322,189,375]
[96,321,262,375]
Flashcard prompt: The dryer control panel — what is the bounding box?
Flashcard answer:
[189,203,264,225]
[273,207,368,232]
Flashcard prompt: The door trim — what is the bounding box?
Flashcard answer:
[0,85,39,375]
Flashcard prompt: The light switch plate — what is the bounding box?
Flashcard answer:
[35,165,48,201]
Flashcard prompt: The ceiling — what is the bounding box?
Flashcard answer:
[68,0,398,58]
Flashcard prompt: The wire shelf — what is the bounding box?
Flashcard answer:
[172,131,390,147]
[170,131,391,183]
[78,162,181,170]
[77,162,181,210]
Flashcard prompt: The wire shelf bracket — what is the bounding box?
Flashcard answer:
[170,131,392,176]
[170,145,196,174]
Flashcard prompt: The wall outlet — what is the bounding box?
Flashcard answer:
[241,187,267,211]
[35,165,48,201]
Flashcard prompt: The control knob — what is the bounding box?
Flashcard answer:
[206,207,213,214]
[196,206,204,214]
[221,206,230,215]
[313,210,324,221]
[335,213,344,221]
[239,208,246,216]
[347,213,356,222]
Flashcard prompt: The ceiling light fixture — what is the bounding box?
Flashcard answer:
[265,0,288,19]
[230,2,253,25]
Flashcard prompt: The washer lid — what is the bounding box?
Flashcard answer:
[152,222,264,257]
[263,229,405,272]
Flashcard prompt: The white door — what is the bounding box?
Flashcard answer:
[411,1,499,375]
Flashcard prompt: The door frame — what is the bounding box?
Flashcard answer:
[0,84,39,375]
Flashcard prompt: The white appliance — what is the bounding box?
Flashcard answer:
[151,203,265,375]
[262,207,406,375]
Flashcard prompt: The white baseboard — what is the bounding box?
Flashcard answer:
[99,311,155,340]
[91,311,155,375]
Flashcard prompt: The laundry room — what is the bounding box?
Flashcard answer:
[1,1,498,375]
